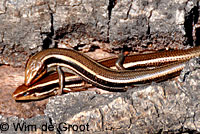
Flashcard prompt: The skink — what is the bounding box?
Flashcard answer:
[26,46,200,86]
[24,47,199,91]
[14,61,186,100]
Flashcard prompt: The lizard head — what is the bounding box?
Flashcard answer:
[25,56,47,86]
[12,84,58,101]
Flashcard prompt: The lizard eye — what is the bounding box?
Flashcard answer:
[34,65,46,79]
[35,73,40,80]
[23,92,30,97]
[38,65,45,74]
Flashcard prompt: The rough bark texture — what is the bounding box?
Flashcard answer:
[0,0,200,133]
